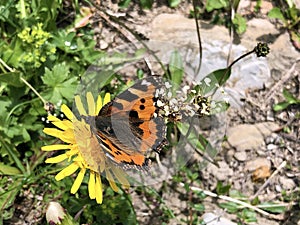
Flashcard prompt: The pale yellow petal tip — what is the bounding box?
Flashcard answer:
[61,104,74,120]
[103,93,111,105]
[55,163,80,181]
[71,168,86,194]
[86,92,96,115]
[95,174,103,204]
[96,195,103,204]
[95,96,103,114]
[75,95,87,116]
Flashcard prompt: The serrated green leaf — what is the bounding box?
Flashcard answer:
[42,63,78,102]
[42,63,70,87]
[0,163,21,175]
[0,71,23,87]
[268,7,285,21]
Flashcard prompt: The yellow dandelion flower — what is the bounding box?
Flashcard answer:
[42,92,130,204]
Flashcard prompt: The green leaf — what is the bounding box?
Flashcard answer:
[177,122,217,158]
[118,0,132,8]
[206,0,228,12]
[168,0,181,8]
[198,68,231,95]
[177,122,205,151]
[0,71,23,87]
[169,50,184,93]
[216,181,231,195]
[219,202,239,213]
[273,102,290,111]
[193,203,205,212]
[0,181,21,220]
[41,63,78,103]
[0,135,25,173]
[268,7,285,21]
[229,190,247,200]
[286,0,295,9]
[140,0,153,9]
[42,63,70,86]
[282,89,298,103]
[258,202,287,213]
[238,209,257,223]
[233,14,247,34]
[210,101,230,114]
[0,163,21,175]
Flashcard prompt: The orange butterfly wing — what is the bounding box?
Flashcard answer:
[95,77,166,169]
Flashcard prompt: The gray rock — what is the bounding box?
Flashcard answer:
[245,158,271,171]
[227,122,280,151]
[279,177,296,190]
[203,212,237,225]
[206,161,234,181]
[150,14,271,108]
[234,151,248,161]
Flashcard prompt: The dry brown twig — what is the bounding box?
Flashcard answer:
[251,161,287,200]
[265,58,300,102]
[179,180,293,220]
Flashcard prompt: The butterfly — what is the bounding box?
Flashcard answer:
[90,76,167,171]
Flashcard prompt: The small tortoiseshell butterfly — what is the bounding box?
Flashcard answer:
[92,76,167,170]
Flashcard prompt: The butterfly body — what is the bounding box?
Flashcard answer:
[93,77,167,170]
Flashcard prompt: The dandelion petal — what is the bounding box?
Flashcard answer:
[95,173,103,204]
[75,95,87,116]
[61,104,74,120]
[95,95,103,115]
[103,93,111,105]
[88,171,96,199]
[71,167,86,194]
[86,92,95,116]
[41,144,70,151]
[55,162,79,181]
[45,154,68,163]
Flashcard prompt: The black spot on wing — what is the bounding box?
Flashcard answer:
[129,110,138,119]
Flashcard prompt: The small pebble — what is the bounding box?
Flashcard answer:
[234,151,248,161]
[267,144,278,151]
